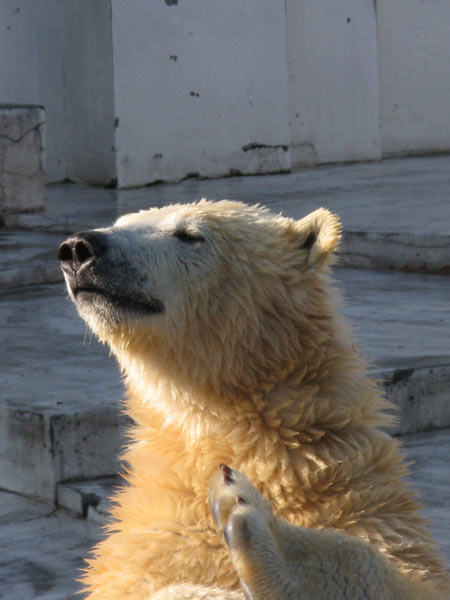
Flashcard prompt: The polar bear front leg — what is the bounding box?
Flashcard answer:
[209,465,421,600]
[209,465,297,600]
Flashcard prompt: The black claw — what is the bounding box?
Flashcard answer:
[224,472,234,485]
[219,463,233,476]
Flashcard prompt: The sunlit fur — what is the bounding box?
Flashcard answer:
[70,201,448,599]
[205,467,435,600]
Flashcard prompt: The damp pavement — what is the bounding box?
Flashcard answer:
[0,154,449,598]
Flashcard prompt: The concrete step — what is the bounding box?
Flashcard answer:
[0,283,126,502]
[0,230,65,289]
[57,476,120,523]
[341,268,450,434]
[57,476,120,524]
[2,154,450,288]
[1,429,448,600]
[340,231,449,275]
[1,265,449,503]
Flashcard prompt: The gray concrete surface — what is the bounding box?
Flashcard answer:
[2,155,450,288]
[0,230,65,288]
[0,105,45,213]
[341,268,450,434]
[0,428,448,600]
[0,491,100,600]
[0,284,125,500]
[403,428,450,560]
[57,476,120,520]
[2,153,449,236]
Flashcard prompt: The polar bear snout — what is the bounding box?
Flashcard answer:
[58,229,165,320]
[58,231,107,275]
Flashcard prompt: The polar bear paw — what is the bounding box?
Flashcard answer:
[209,464,273,536]
[209,465,294,600]
[208,465,420,600]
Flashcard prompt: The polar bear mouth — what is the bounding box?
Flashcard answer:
[74,286,164,315]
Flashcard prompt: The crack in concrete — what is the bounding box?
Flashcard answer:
[0,122,45,145]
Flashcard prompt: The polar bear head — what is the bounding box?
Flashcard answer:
[58,201,341,400]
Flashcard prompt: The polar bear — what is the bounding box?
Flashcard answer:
[57,200,448,599]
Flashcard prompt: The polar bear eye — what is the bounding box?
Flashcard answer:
[173,230,205,243]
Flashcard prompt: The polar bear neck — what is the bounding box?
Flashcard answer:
[111,303,390,446]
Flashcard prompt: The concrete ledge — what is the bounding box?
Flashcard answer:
[0,403,126,501]
[3,155,450,291]
[0,284,125,501]
[0,105,45,213]
[57,476,119,518]
[0,262,62,288]
[0,230,65,289]
[382,364,450,435]
[340,232,450,275]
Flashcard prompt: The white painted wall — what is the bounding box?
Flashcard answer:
[0,1,449,188]
[111,0,291,188]
[0,0,116,184]
[377,0,450,155]
[0,1,66,182]
[285,0,382,168]
[63,0,116,186]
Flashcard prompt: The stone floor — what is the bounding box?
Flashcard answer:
[4,154,450,236]
[2,154,450,290]
[0,491,100,600]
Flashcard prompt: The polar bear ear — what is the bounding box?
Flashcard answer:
[292,208,342,268]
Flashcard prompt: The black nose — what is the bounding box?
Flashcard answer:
[57,231,107,270]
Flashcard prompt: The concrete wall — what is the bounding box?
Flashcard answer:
[0,0,116,184]
[286,0,382,168]
[63,0,116,186]
[377,0,450,155]
[0,1,66,182]
[0,1,449,187]
[111,0,291,188]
